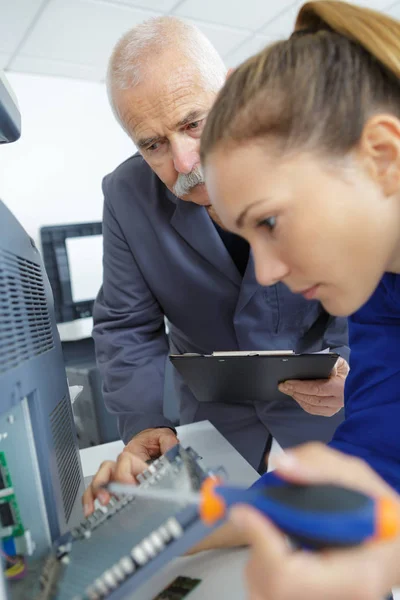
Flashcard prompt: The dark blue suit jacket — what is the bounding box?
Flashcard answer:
[93,154,349,468]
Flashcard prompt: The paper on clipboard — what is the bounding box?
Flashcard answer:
[212,348,330,357]
[212,350,294,357]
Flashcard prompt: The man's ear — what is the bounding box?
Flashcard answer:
[226,67,235,81]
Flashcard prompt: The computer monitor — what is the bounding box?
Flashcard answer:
[40,222,103,324]
[0,71,84,597]
[0,198,85,595]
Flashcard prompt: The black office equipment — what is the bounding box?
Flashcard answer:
[40,222,102,324]
[39,222,122,447]
[0,73,21,143]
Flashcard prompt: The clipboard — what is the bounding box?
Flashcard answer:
[169,351,339,405]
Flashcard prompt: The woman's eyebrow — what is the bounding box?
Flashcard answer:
[236,199,269,228]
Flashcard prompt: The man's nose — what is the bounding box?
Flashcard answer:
[253,246,290,287]
[171,139,199,174]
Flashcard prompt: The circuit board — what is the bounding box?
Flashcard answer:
[32,445,224,600]
[0,452,24,539]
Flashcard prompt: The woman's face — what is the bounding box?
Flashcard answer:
[204,141,400,316]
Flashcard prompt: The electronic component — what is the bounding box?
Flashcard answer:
[0,452,13,491]
[30,445,224,600]
[4,556,26,582]
[0,194,85,599]
[0,503,15,529]
[0,452,25,544]
[0,454,34,586]
[152,576,202,600]
[14,530,35,556]
[0,495,23,539]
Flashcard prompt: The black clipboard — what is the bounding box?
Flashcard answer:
[169,352,339,405]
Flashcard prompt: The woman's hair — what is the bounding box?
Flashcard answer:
[200,1,400,162]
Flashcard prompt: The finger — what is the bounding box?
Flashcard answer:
[291,391,343,409]
[273,444,396,497]
[114,452,148,483]
[279,378,336,397]
[292,398,341,417]
[229,505,288,559]
[247,584,266,600]
[365,535,400,592]
[89,460,116,506]
[292,542,393,600]
[82,485,95,517]
[335,357,350,377]
[159,431,179,454]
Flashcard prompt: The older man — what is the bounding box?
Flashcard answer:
[84,16,349,512]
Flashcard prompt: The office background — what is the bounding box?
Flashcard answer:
[0,0,397,445]
[1,0,398,335]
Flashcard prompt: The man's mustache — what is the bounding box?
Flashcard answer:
[173,165,205,197]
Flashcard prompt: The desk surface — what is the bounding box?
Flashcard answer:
[80,421,400,600]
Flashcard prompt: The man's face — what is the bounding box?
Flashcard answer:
[114,57,219,206]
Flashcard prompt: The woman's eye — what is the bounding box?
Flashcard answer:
[258,216,277,231]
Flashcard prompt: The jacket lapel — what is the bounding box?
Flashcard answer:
[170,195,241,286]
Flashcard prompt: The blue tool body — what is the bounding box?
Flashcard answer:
[214,473,376,549]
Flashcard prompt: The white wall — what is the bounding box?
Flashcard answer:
[0,73,134,241]
[0,71,134,246]
[0,72,134,339]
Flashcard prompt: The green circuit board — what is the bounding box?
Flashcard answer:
[0,451,24,538]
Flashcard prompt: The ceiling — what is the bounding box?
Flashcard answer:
[1,0,400,83]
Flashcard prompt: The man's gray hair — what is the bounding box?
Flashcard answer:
[106,16,226,132]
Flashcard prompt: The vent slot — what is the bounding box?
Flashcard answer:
[50,396,81,523]
[0,248,54,374]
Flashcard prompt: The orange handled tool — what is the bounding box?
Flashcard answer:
[198,474,400,549]
[108,473,400,550]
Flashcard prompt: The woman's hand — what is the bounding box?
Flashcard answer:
[229,443,400,600]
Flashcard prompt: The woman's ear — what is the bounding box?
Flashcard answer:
[359,115,400,197]
[226,67,235,81]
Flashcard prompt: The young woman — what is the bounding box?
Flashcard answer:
[199,1,400,597]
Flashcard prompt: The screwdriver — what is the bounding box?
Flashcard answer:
[106,472,400,550]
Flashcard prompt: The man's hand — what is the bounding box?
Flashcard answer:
[125,427,179,462]
[229,443,400,600]
[82,427,178,517]
[278,357,349,416]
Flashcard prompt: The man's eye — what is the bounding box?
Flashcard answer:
[187,120,201,130]
[147,142,160,152]
[258,216,277,231]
